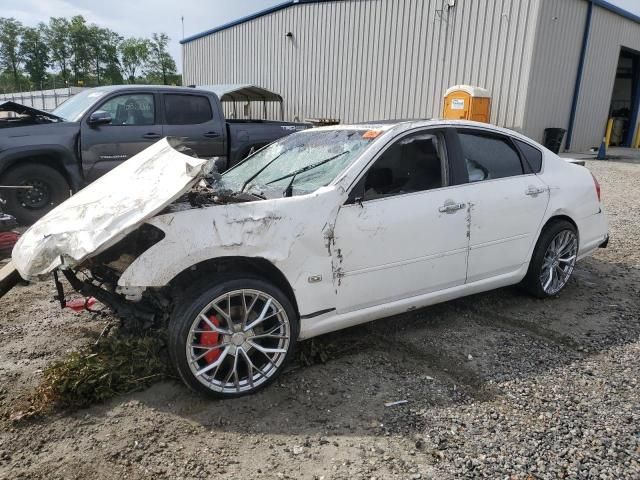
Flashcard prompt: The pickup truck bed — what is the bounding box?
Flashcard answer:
[226,119,308,167]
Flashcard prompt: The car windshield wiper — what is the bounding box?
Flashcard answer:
[240,148,299,193]
[266,151,350,197]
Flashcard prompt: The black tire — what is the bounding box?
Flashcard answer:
[522,220,578,299]
[0,163,70,225]
[168,274,299,399]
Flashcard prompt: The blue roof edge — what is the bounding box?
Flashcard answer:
[591,0,640,24]
[180,0,330,44]
[180,0,640,45]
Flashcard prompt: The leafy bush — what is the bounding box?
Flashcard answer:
[9,331,168,420]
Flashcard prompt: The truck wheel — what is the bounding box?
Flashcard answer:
[169,275,298,399]
[0,163,70,225]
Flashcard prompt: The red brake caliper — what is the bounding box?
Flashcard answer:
[200,315,222,363]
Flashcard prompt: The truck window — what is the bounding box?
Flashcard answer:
[164,94,213,125]
[98,94,155,126]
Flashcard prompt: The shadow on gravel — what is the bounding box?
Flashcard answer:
[116,256,639,438]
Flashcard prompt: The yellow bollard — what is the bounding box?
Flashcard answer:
[604,117,614,148]
[634,125,640,149]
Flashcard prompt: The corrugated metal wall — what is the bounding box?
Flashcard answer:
[572,4,640,151]
[524,0,640,151]
[183,0,541,129]
[183,0,640,152]
[523,0,588,145]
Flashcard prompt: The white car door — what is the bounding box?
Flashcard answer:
[332,129,469,313]
[454,129,550,283]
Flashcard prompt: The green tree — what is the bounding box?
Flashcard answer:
[20,24,49,88]
[45,17,71,84]
[100,29,124,84]
[120,37,150,83]
[68,15,91,85]
[87,26,122,85]
[0,18,24,90]
[146,33,176,85]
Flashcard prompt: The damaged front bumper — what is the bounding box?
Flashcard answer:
[47,220,173,327]
[52,268,159,326]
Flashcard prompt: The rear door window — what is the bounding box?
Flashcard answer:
[164,94,213,125]
[514,139,543,173]
[458,131,524,182]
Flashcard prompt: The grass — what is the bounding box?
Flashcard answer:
[9,330,168,421]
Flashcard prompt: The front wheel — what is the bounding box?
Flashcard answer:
[168,276,298,398]
[522,220,579,298]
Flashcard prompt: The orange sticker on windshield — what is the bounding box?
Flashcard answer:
[362,130,382,139]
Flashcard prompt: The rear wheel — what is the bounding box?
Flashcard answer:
[522,220,578,298]
[168,275,298,398]
[0,163,70,225]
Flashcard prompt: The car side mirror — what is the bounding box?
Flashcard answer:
[88,110,112,126]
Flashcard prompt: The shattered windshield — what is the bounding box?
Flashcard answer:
[219,129,378,198]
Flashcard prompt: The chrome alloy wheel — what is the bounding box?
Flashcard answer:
[186,289,291,394]
[540,229,578,295]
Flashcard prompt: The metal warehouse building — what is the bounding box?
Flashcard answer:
[182,0,640,152]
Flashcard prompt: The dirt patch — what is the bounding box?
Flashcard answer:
[0,159,639,479]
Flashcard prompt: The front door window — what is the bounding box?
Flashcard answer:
[98,94,155,126]
[361,132,446,200]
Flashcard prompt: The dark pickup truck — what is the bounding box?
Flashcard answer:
[0,85,309,224]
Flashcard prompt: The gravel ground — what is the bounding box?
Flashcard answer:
[0,158,638,479]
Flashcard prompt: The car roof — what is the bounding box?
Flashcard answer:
[88,85,203,94]
[311,119,541,147]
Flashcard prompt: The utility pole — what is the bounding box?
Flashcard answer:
[181,16,185,40]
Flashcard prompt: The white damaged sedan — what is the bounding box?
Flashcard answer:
[12,121,609,398]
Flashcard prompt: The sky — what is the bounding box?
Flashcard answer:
[1,0,639,73]
[0,0,284,72]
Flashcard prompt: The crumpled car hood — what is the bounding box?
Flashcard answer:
[0,100,63,121]
[12,138,211,280]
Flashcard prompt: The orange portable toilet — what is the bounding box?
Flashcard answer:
[443,85,491,123]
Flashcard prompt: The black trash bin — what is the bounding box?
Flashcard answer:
[542,128,566,154]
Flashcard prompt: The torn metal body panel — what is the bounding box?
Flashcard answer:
[12,138,211,279]
[119,186,346,317]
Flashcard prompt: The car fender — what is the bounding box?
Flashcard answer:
[117,187,348,317]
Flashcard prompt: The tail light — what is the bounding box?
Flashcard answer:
[591,173,601,202]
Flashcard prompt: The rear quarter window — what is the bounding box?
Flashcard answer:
[458,131,524,182]
[514,139,543,173]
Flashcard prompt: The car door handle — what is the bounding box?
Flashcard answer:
[142,133,162,139]
[439,202,466,213]
[525,186,548,197]
[203,131,220,138]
